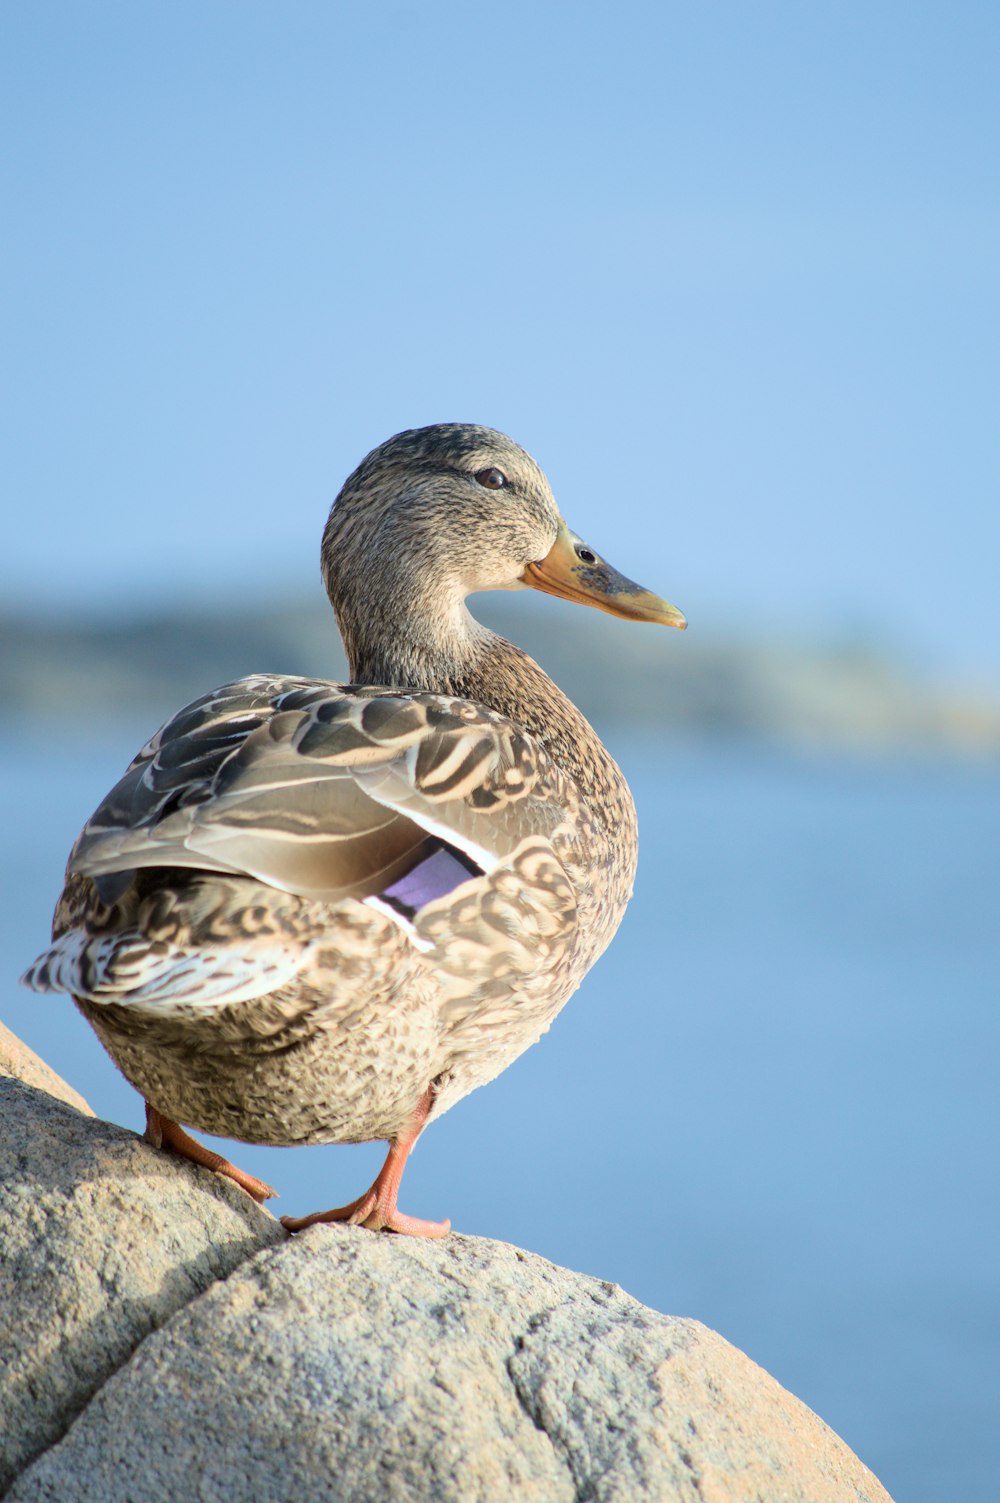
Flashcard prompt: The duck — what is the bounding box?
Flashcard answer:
[22,424,685,1237]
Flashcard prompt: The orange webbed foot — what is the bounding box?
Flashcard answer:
[144,1103,277,1203]
[280,1083,448,1238]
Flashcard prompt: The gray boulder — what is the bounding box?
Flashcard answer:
[0,1073,283,1493]
[1,1035,893,1503]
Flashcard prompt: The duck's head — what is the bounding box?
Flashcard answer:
[322,423,685,681]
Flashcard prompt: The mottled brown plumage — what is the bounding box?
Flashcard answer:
[23,424,685,1235]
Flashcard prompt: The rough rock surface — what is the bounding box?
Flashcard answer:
[0,1075,283,1493]
[1,1038,894,1503]
[0,1019,93,1114]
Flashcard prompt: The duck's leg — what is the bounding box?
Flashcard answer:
[144,1102,277,1203]
[280,1085,449,1239]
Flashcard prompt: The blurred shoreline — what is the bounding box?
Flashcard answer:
[4,595,999,756]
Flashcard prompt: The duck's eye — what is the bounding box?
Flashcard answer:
[474,466,507,490]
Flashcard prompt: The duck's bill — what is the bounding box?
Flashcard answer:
[522,520,687,629]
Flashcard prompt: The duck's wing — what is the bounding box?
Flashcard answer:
[24,674,582,1015]
[66,674,577,907]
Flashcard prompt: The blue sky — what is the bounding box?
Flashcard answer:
[2,3,998,688]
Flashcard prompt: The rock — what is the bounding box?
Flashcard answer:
[9,1229,895,1503]
[0,1018,93,1114]
[0,1075,283,1494]
[1,1034,894,1503]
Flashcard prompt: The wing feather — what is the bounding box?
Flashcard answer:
[67,676,578,905]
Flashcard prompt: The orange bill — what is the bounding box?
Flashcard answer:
[522,520,686,629]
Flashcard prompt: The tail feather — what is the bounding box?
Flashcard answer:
[20,928,308,1014]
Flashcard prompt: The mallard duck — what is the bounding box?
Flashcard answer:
[22,424,685,1236]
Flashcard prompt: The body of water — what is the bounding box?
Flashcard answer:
[3,725,998,1502]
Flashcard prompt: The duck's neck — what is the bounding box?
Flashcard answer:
[343,606,634,838]
[341,592,487,701]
